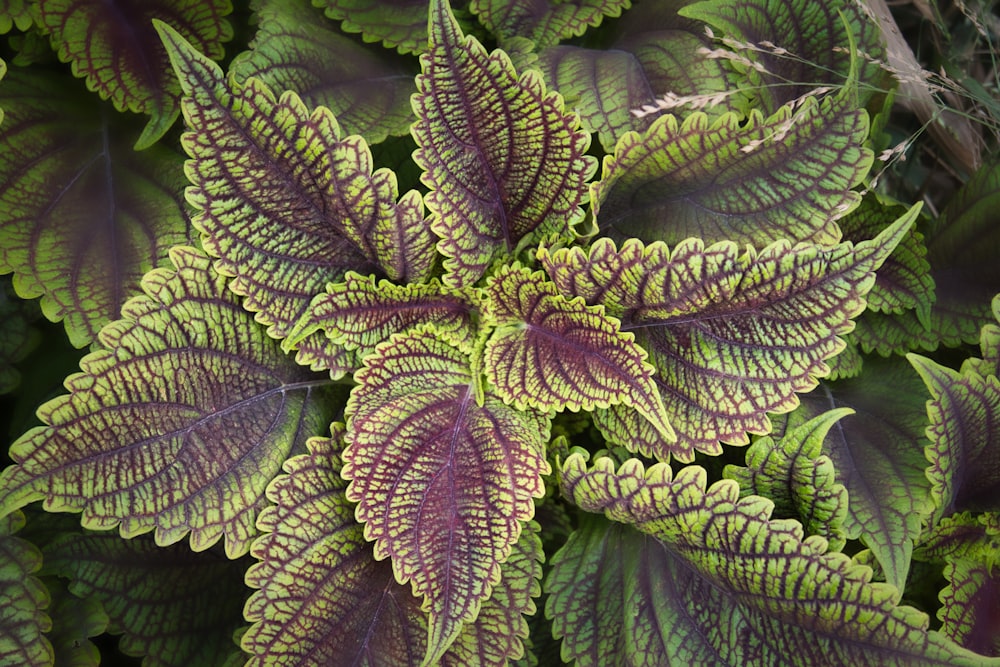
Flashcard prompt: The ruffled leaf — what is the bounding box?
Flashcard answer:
[412,0,595,288]
[909,354,1000,517]
[0,512,53,667]
[0,67,193,348]
[470,0,629,49]
[0,246,334,558]
[725,409,851,550]
[38,0,232,148]
[591,88,871,248]
[789,355,934,592]
[159,22,433,340]
[540,204,919,460]
[0,2,33,34]
[42,531,247,667]
[243,425,428,666]
[230,0,416,143]
[316,0,435,55]
[343,328,551,663]
[939,558,1000,657]
[483,264,673,440]
[915,513,1000,569]
[551,453,999,666]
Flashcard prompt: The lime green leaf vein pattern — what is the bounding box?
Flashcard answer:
[158,22,433,339]
[412,0,595,288]
[483,264,673,440]
[39,0,232,148]
[553,453,1000,666]
[244,425,427,666]
[939,558,1000,657]
[0,512,53,667]
[0,68,192,348]
[540,205,918,460]
[343,328,551,663]
[0,246,332,558]
[470,0,629,49]
[591,90,871,248]
[317,0,434,55]
[42,531,247,667]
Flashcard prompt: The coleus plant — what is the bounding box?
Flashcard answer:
[0,0,998,665]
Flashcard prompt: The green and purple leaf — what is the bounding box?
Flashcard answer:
[230,0,417,144]
[915,512,1000,569]
[317,0,436,55]
[0,2,33,34]
[38,0,232,148]
[590,88,871,248]
[0,67,193,348]
[939,558,1000,657]
[550,453,1000,666]
[470,0,629,49]
[243,425,428,666]
[0,512,53,667]
[412,0,595,288]
[343,327,551,663]
[540,204,918,460]
[483,264,673,440]
[42,531,248,667]
[159,22,433,341]
[0,246,334,558]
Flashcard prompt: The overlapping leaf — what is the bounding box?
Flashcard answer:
[725,409,850,551]
[317,0,436,55]
[482,264,673,440]
[915,513,1000,570]
[540,205,918,460]
[590,87,871,248]
[38,0,232,148]
[412,0,595,288]
[939,558,1000,657]
[159,22,433,341]
[0,67,192,348]
[788,356,934,592]
[230,0,416,144]
[0,512,52,667]
[0,246,333,558]
[41,531,247,667]
[343,327,551,663]
[42,580,106,667]
[550,453,1000,666]
[470,0,629,49]
[243,425,428,666]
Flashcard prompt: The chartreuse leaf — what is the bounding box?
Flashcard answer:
[0,67,192,348]
[725,409,851,551]
[0,246,334,558]
[0,2,33,34]
[0,512,53,667]
[540,204,919,461]
[483,264,673,441]
[551,453,1000,666]
[915,512,1000,569]
[158,22,433,340]
[470,0,629,49]
[590,86,871,248]
[968,295,1000,378]
[38,0,232,148]
[343,327,551,664]
[230,0,416,144]
[243,425,428,665]
[909,353,1000,517]
[287,272,478,376]
[789,356,934,593]
[412,0,595,288]
[42,531,247,667]
[939,558,1000,657]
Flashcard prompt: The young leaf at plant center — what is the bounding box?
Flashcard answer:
[287,273,478,375]
[590,87,871,249]
[41,531,248,667]
[470,0,629,49]
[158,22,433,341]
[243,425,428,666]
[0,511,53,667]
[0,67,193,348]
[37,0,233,148]
[343,327,551,663]
[0,246,334,558]
[551,453,1000,666]
[230,0,417,144]
[909,354,1000,518]
[725,409,851,551]
[482,264,673,441]
[939,558,1000,657]
[787,355,935,593]
[0,278,40,394]
[539,203,919,460]
[411,0,595,288]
